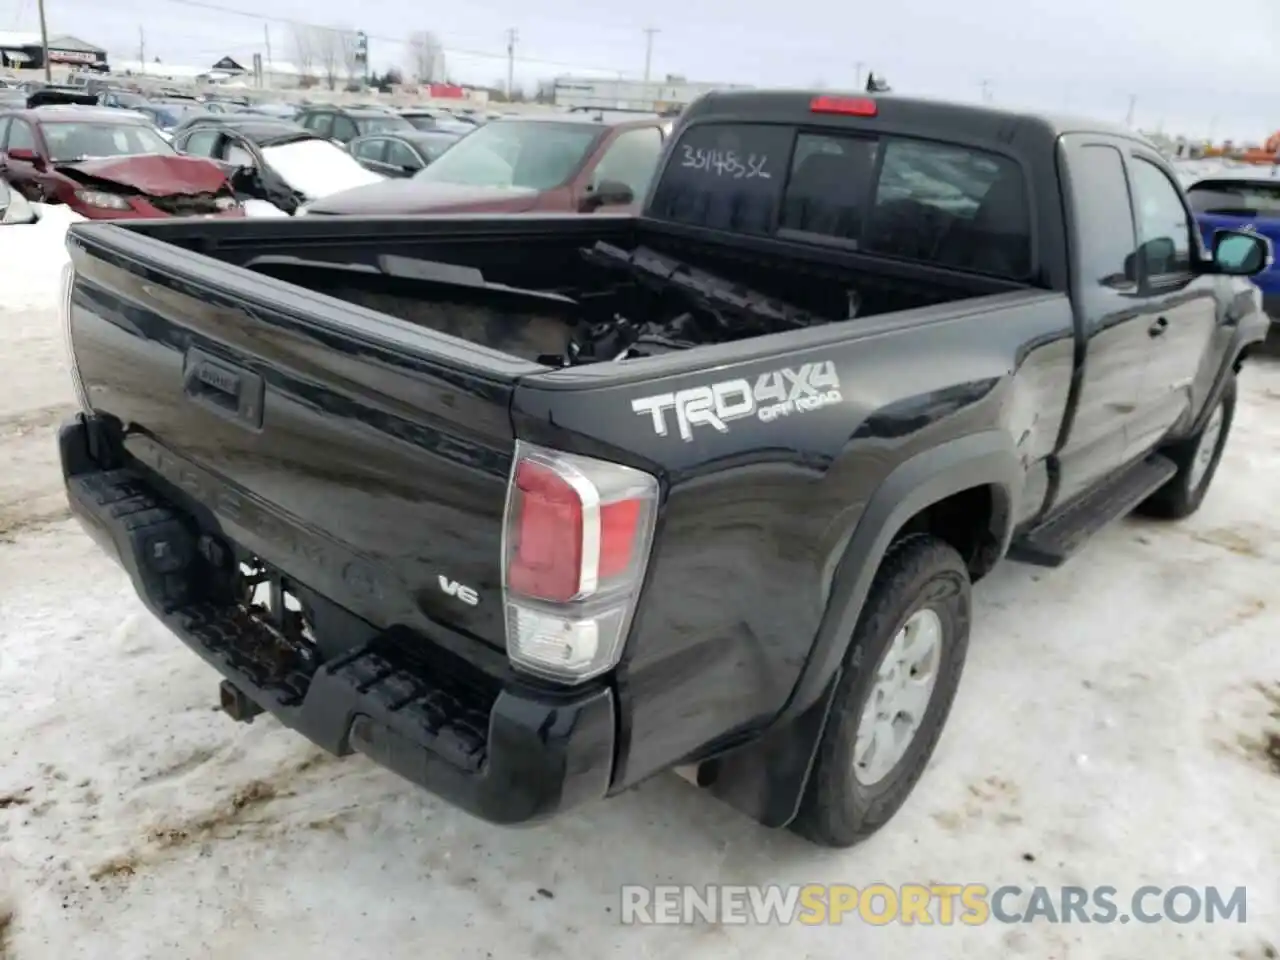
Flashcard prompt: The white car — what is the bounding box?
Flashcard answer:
[170,118,384,215]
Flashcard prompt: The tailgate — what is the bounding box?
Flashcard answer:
[65,225,542,651]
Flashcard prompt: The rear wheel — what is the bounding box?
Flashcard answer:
[790,535,971,848]
[1139,375,1236,520]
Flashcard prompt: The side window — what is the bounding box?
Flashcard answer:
[224,140,254,166]
[310,113,334,138]
[1129,157,1192,277]
[780,133,878,240]
[386,140,423,170]
[864,139,1031,278]
[182,129,220,157]
[1070,144,1137,289]
[354,138,386,161]
[331,116,358,142]
[7,120,36,153]
[592,127,664,200]
[297,112,316,130]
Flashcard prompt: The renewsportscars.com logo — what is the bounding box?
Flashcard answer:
[619,883,1248,926]
[630,361,843,442]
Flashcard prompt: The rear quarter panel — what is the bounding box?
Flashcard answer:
[512,290,1076,788]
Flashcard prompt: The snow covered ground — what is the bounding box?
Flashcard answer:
[1,214,1278,959]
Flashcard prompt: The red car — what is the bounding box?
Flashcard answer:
[303,113,672,217]
[0,105,242,219]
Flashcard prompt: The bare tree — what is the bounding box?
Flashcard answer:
[290,24,316,79]
[406,30,446,83]
[313,27,343,90]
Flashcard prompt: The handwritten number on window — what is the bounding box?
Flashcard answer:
[680,145,771,179]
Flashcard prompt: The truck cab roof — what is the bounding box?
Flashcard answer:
[681,89,1145,146]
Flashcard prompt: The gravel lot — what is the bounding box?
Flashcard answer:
[0,231,1278,958]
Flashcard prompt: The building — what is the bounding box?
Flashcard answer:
[111,55,307,89]
[209,55,308,89]
[551,74,750,113]
[0,31,109,71]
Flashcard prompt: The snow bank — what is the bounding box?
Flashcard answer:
[0,205,84,313]
[261,139,385,201]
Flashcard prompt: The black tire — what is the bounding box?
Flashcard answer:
[790,534,971,848]
[1139,375,1236,521]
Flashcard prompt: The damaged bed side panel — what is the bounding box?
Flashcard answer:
[509,286,1072,791]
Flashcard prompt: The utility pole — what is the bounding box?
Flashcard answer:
[642,27,659,84]
[505,28,517,101]
[263,23,273,73]
[37,0,51,80]
[138,26,145,65]
[978,79,992,104]
[1125,94,1137,128]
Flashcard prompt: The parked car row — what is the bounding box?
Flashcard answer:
[1,92,678,226]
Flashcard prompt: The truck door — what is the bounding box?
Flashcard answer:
[1053,137,1150,505]
[1120,151,1219,462]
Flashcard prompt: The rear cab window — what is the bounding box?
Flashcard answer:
[648,121,1032,279]
[1187,179,1280,218]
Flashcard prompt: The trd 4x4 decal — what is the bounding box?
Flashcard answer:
[631,361,843,442]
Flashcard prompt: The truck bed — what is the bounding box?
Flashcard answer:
[110,214,1016,365]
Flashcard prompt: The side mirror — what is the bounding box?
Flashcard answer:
[581,178,634,211]
[1211,229,1271,277]
[6,147,38,163]
[1123,236,1178,282]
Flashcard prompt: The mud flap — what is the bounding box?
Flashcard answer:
[703,670,841,828]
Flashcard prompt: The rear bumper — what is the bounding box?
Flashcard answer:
[58,415,615,825]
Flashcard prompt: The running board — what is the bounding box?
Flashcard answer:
[1007,455,1177,568]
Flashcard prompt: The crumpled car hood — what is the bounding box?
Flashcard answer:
[55,155,232,196]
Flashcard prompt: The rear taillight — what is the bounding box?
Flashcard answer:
[502,441,659,684]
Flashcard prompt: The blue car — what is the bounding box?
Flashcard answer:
[1185,169,1280,320]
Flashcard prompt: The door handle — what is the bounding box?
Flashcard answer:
[1148,317,1169,337]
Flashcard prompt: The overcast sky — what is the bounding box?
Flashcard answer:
[4,0,1279,138]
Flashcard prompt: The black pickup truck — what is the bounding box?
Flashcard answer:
[57,90,1271,848]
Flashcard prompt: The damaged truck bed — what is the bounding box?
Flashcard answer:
[112,208,1008,367]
